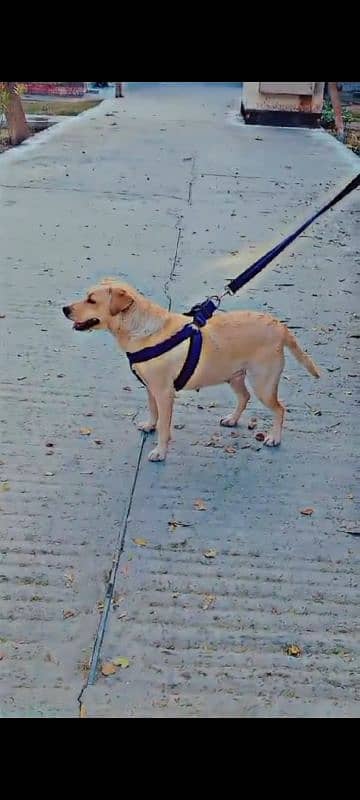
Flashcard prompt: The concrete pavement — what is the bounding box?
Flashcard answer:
[0,83,359,717]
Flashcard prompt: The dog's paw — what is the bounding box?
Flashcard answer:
[264,434,281,447]
[137,420,156,433]
[220,415,238,428]
[148,446,166,462]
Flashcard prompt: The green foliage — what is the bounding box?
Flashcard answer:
[321,97,352,128]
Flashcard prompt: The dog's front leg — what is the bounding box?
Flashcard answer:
[137,388,158,433]
[148,387,174,462]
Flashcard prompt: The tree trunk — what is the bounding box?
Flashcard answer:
[4,83,29,145]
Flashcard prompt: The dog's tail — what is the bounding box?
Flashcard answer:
[284,328,320,378]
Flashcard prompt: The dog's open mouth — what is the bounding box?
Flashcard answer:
[73,318,100,331]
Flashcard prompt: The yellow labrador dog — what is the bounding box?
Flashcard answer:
[63,279,320,462]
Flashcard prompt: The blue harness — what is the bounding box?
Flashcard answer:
[128,321,204,391]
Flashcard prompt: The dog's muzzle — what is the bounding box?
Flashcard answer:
[62,306,100,331]
[73,318,100,331]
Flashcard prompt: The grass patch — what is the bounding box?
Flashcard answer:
[22,98,101,117]
[0,128,10,151]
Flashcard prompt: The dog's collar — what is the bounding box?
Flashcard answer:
[127,323,202,391]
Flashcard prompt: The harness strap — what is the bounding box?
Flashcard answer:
[127,323,202,391]
[174,328,202,390]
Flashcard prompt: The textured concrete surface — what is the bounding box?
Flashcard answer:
[0,83,359,717]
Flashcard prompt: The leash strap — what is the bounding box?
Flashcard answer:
[227,172,360,295]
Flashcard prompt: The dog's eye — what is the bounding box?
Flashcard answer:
[87,297,96,304]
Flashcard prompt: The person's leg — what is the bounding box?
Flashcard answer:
[328,82,344,139]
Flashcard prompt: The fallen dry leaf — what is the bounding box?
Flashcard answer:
[203,643,215,652]
[168,519,191,531]
[112,593,124,607]
[44,471,55,477]
[203,548,217,559]
[64,571,74,586]
[0,481,10,492]
[44,651,58,664]
[101,661,117,676]
[204,434,222,448]
[224,446,237,454]
[112,656,130,669]
[300,508,314,516]
[80,427,92,436]
[94,439,103,445]
[248,417,258,430]
[286,644,302,658]
[63,609,76,619]
[194,498,207,511]
[255,432,265,442]
[202,594,216,610]
[133,537,148,547]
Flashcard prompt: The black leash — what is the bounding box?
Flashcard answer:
[186,172,360,326]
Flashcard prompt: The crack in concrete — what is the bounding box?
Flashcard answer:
[188,155,197,206]
[0,183,186,202]
[164,223,183,311]
[77,434,146,714]
[77,219,183,716]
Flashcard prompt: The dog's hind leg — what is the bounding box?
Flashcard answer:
[247,359,285,447]
[220,371,250,428]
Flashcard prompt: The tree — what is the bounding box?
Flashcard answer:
[0,82,29,145]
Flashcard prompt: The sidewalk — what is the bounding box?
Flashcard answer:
[0,83,359,717]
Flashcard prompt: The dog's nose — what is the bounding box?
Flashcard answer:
[63,305,71,318]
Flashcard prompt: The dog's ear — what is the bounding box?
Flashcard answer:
[109,287,134,316]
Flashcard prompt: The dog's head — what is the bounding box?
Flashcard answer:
[62,279,136,332]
